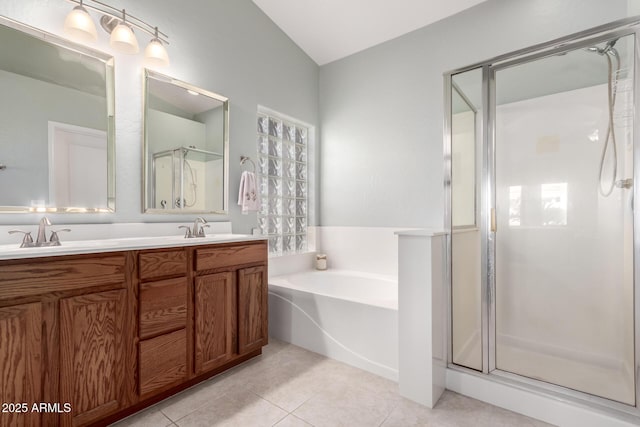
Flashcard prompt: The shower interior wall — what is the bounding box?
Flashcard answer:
[452,80,635,404]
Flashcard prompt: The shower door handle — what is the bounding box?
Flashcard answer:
[615,179,633,189]
[491,208,497,233]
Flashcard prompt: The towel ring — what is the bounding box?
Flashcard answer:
[240,156,256,173]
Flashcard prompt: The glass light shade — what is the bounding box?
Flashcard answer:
[110,23,139,54]
[63,6,97,42]
[144,38,170,67]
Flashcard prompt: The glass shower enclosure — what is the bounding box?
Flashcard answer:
[152,146,223,210]
[446,18,639,414]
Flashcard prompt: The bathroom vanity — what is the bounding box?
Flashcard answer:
[0,236,268,426]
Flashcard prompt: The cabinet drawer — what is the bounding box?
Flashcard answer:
[139,329,187,396]
[196,242,267,271]
[139,277,187,339]
[0,255,125,301]
[139,249,186,281]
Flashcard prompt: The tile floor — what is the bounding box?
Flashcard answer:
[112,339,553,427]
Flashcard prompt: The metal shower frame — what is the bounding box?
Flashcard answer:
[443,16,640,420]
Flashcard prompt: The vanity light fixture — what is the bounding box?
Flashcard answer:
[63,0,98,42]
[108,10,139,54]
[63,0,169,66]
[144,27,170,67]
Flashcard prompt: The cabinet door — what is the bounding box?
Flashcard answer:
[59,289,126,427]
[194,272,234,374]
[139,329,187,397]
[0,303,41,427]
[238,266,268,354]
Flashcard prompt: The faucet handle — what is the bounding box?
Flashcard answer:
[197,224,210,237]
[8,229,34,248]
[49,229,71,246]
[178,225,193,238]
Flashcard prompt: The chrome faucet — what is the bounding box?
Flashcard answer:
[178,218,210,239]
[36,217,52,246]
[178,225,193,238]
[8,230,34,248]
[8,216,70,248]
[193,217,209,237]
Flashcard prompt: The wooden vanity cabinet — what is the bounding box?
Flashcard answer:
[237,265,268,354]
[59,289,129,427]
[0,303,41,427]
[137,249,189,398]
[194,272,235,373]
[0,239,267,427]
[193,241,268,375]
[0,253,136,427]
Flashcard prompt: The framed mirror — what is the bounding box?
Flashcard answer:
[143,69,229,214]
[0,17,115,213]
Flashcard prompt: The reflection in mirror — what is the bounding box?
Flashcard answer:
[143,70,229,214]
[451,70,480,228]
[449,67,482,371]
[0,17,114,212]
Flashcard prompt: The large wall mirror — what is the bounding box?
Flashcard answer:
[143,69,229,214]
[0,17,115,213]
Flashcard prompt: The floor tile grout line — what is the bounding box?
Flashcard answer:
[159,388,215,423]
[249,372,320,417]
[165,387,290,426]
[162,412,174,427]
[284,412,317,427]
[290,412,316,427]
[270,410,290,427]
[160,381,251,424]
[377,397,402,426]
[249,390,293,415]
[289,393,316,415]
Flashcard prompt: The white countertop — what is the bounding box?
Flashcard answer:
[0,234,266,261]
[394,228,447,237]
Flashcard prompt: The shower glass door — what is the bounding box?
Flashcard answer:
[492,34,635,405]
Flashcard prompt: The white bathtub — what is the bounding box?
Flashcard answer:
[268,269,399,381]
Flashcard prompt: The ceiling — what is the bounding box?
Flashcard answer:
[252,0,488,65]
[148,77,224,117]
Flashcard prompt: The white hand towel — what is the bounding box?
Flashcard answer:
[238,171,260,214]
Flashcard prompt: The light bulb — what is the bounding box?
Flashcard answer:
[144,38,170,67]
[110,22,139,54]
[63,5,98,42]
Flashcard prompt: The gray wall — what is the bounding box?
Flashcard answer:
[318,0,636,227]
[0,0,319,232]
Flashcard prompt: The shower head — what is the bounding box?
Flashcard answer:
[602,38,619,57]
[181,145,198,158]
[585,38,619,57]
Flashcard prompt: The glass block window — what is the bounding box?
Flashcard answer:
[257,111,308,256]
